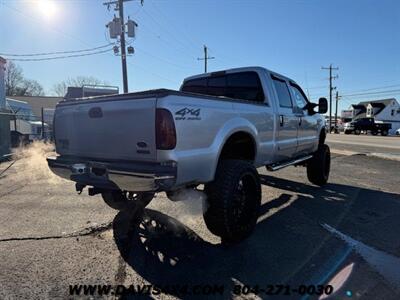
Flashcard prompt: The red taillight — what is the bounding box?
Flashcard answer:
[156,108,176,150]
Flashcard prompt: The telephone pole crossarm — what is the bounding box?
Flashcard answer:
[197,45,215,73]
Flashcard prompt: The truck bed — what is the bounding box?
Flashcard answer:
[54,89,242,163]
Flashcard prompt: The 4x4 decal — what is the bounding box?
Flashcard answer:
[175,107,201,120]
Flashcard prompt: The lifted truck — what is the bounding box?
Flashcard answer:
[344,117,392,136]
[48,67,329,243]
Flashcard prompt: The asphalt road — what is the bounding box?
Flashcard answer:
[0,147,400,299]
[327,133,400,155]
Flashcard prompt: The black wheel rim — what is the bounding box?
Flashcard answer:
[231,173,258,226]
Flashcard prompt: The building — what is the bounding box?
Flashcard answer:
[6,98,35,121]
[347,98,400,134]
[0,56,11,158]
[5,97,57,145]
[65,86,118,99]
[341,110,353,123]
[7,95,62,126]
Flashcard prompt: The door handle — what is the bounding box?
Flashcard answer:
[279,115,284,126]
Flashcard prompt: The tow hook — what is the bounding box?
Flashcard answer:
[75,183,86,195]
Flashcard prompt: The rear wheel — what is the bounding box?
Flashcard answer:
[204,160,261,244]
[101,190,154,211]
[307,144,331,186]
[381,129,388,136]
[354,129,361,135]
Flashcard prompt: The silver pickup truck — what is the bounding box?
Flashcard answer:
[48,67,329,243]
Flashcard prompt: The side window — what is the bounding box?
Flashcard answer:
[272,78,292,108]
[226,72,265,102]
[182,71,265,103]
[290,84,308,109]
[181,78,207,94]
[207,76,226,97]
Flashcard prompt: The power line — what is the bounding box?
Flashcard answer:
[341,89,400,97]
[2,2,90,47]
[149,1,200,52]
[5,48,113,61]
[306,85,327,90]
[135,47,196,71]
[0,43,113,57]
[126,60,180,86]
[3,0,187,91]
[141,6,198,54]
[341,83,400,95]
[137,22,195,61]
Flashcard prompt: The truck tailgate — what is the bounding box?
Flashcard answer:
[54,97,157,162]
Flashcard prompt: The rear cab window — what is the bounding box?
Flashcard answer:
[181,78,207,94]
[181,71,266,103]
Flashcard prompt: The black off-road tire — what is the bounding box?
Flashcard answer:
[354,129,361,135]
[204,160,261,244]
[381,129,388,136]
[102,190,154,211]
[307,144,331,186]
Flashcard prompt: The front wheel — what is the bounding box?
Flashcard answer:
[101,190,154,211]
[307,144,331,186]
[204,160,261,244]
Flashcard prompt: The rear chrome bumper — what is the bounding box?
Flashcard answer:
[47,156,177,192]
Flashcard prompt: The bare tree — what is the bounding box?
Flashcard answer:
[52,76,107,96]
[5,61,44,96]
[52,81,68,97]
[5,61,24,96]
[18,79,44,96]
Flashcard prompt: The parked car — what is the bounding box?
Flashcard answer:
[47,67,329,243]
[344,117,391,136]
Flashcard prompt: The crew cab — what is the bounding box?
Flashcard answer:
[47,67,329,243]
[344,117,391,136]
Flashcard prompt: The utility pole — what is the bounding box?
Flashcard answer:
[335,91,341,133]
[104,0,142,93]
[118,0,128,93]
[197,45,215,73]
[41,107,45,139]
[321,64,339,133]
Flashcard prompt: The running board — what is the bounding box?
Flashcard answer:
[266,155,313,171]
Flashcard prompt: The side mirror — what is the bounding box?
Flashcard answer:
[303,102,317,115]
[318,97,328,114]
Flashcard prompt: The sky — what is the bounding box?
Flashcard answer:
[0,0,399,113]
